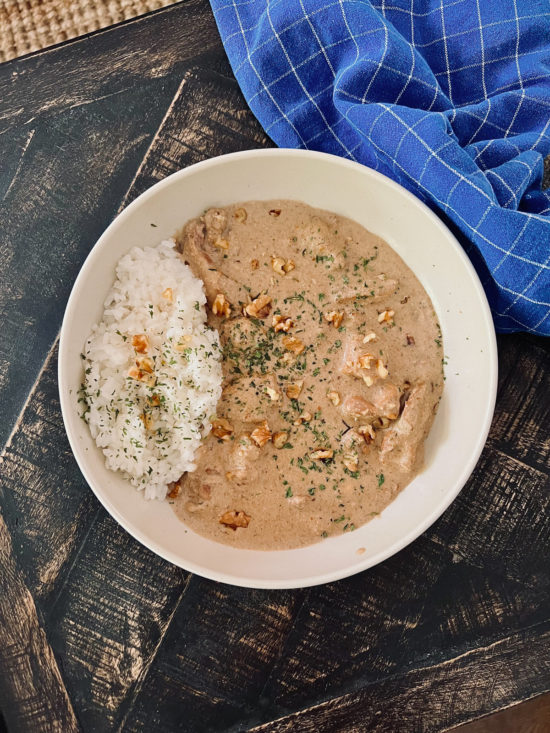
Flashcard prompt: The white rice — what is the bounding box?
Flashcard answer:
[81,239,222,499]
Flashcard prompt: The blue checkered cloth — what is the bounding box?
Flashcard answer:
[211,0,550,335]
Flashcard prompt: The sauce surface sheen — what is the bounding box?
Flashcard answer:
[174,200,444,550]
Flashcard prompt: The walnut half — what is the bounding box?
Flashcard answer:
[219,510,251,530]
[250,420,272,447]
[212,293,231,317]
[210,416,233,440]
[244,293,272,318]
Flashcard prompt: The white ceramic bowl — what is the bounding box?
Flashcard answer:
[59,149,497,588]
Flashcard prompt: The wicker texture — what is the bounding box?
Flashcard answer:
[0,0,176,62]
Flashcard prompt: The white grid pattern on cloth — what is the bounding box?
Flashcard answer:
[212,0,550,334]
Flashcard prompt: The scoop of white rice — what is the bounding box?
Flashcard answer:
[81,239,222,499]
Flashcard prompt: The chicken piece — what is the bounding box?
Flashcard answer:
[219,316,265,349]
[221,374,281,424]
[294,216,345,270]
[219,318,276,378]
[369,382,400,419]
[338,333,371,379]
[177,219,241,304]
[226,434,261,482]
[380,383,432,472]
[180,462,221,512]
[341,382,400,422]
[341,394,377,421]
[340,428,365,452]
[204,208,228,245]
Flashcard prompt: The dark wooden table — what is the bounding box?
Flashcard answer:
[1,2,549,731]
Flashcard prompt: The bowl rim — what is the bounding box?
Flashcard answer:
[59,148,498,588]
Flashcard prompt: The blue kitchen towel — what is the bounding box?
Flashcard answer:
[210,0,550,335]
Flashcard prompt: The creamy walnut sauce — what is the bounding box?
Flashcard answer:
[170,201,443,550]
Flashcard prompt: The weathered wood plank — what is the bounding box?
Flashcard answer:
[430,447,550,583]
[0,78,178,450]
[246,622,550,733]
[122,63,272,207]
[0,50,275,732]
[0,1,220,133]
[119,580,308,732]
[0,512,79,732]
[489,335,550,473]
[248,445,550,717]
[1,2,549,731]
[45,512,188,732]
[449,691,550,733]
[0,346,97,608]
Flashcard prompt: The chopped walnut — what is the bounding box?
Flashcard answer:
[250,420,272,447]
[214,238,230,250]
[376,359,389,379]
[283,259,295,273]
[327,390,341,406]
[310,449,334,461]
[265,386,280,401]
[357,424,375,444]
[294,411,312,425]
[343,453,359,472]
[272,314,294,332]
[283,335,305,354]
[363,331,377,343]
[271,257,286,275]
[219,510,251,530]
[161,287,173,303]
[127,366,156,387]
[358,353,375,369]
[210,416,233,441]
[139,412,154,430]
[250,258,259,270]
[244,293,272,318]
[269,209,281,217]
[234,207,247,223]
[324,310,344,328]
[378,309,395,324]
[135,356,154,373]
[166,481,181,499]
[212,293,231,317]
[272,431,289,449]
[132,334,149,354]
[271,257,295,275]
[286,380,304,399]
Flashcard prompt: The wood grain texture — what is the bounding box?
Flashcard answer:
[247,622,550,733]
[489,335,550,473]
[451,691,550,733]
[0,1,219,133]
[1,39,275,733]
[122,63,273,208]
[0,2,549,731]
[0,81,177,451]
[0,511,78,732]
